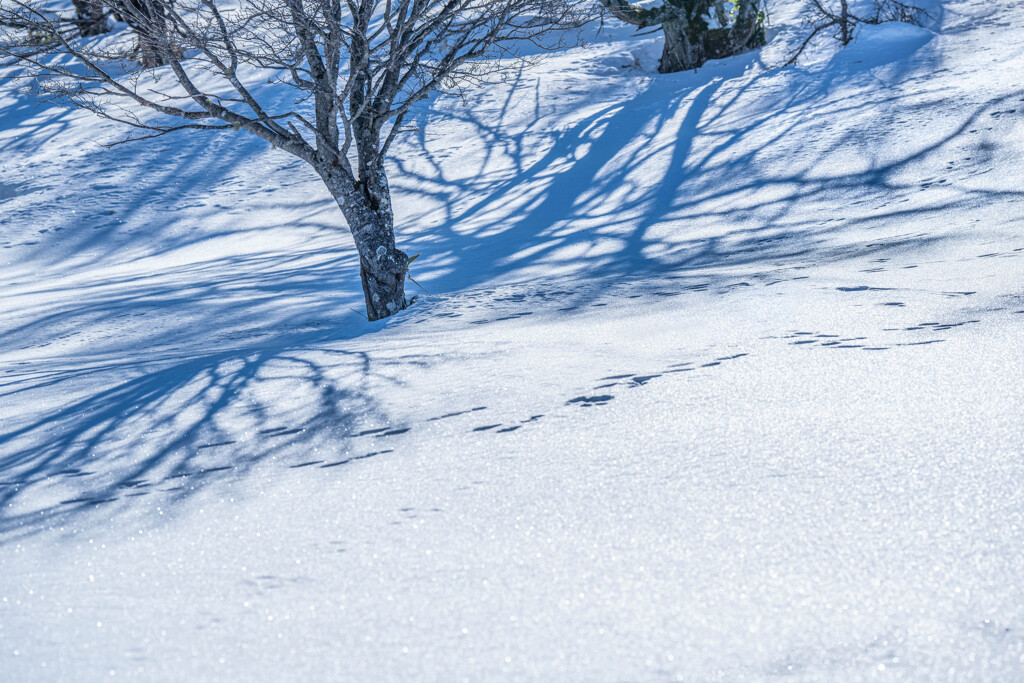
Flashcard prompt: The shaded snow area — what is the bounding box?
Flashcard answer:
[2,0,1024,679]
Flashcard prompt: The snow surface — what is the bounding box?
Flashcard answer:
[2,0,1024,679]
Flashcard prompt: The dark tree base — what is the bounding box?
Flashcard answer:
[657,5,766,73]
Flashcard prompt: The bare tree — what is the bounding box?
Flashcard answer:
[786,0,929,65]
[599,0,765,73]
[0,0,586,320]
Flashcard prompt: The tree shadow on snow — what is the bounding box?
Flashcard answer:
[3,15,1024,540]
[392,26,1024,304]
[0,310,445,543]
[0,89,438,542]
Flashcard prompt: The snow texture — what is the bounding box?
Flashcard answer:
[2,0,1024,679]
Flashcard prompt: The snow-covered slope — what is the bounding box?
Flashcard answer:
[2,0,1024,679]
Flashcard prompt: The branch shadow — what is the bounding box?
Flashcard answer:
[3,12,1023,543]
[0,301,446,543]
[0,87,434,543]
[392,24,1024,305]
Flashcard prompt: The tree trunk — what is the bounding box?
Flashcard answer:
[659,18,706,73]
[118,0,165,67]
[839,0,851,45]
[72,0,109,36]
[358,246,408,321]
[319,167,409,321]
[720,0,766,56]
[137,31,162,68]
[656,0,765,73]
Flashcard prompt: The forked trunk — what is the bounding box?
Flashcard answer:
[656,0,766,73]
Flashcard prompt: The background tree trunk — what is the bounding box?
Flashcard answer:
[718,0,766,57]
[116,0,166,67]
[659,18,706,73]
[839,0,851,44]
[72,0,109,36]
[603,0,766,74]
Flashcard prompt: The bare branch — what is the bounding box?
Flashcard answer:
[1,0,591,320]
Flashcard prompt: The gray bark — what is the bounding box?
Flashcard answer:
[71,0,109,35]
[600,0,765,73]
[319,165,408,321]
[659,18,705,74]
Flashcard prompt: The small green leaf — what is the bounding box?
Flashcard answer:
[407,252,421,265]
